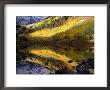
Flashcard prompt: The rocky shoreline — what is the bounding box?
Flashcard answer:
[75,57,94,74]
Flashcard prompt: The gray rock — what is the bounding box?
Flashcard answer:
[16,61,54,74]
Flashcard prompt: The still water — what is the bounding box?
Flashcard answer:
[16,44,94,74]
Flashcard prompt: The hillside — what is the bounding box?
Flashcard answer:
[29,16,94,38]
[20,16,94,46]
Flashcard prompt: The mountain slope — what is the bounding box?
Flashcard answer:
[29,16,94,38]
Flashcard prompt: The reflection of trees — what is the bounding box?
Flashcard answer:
[16,51,72,72]
[49,46,94,61]
[18,42,94,61]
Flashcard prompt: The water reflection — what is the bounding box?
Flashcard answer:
[16,43,94,74]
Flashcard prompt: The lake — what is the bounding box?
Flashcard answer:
[16,43,94,74]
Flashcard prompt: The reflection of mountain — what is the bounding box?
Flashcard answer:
[16,16,94,74]
[17,44,94,73]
